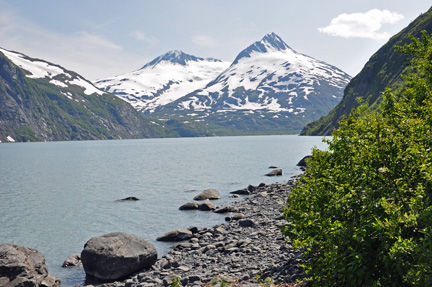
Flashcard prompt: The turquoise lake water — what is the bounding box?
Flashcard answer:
[0,135,328,286]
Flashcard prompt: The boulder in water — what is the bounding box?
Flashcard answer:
[81,232,157,281]
[265,169,282,177]
[193,189,221,200]
[117,196,139,201]
[179,201,199,210]
[198,200,216,211]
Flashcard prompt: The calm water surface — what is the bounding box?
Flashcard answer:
[0,135,327,286]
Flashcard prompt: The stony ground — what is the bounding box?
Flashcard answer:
[84,176,306,287]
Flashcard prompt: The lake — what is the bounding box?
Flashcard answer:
[0,135,327,286]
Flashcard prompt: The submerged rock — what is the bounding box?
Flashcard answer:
[81,232,157,281]
[0,242,61,287]
[117,196,139,201]
[265,169,282,176]
[193,189,221,200]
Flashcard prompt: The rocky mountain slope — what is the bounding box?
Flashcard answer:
[0,48,163,142]
[301,6,432,136]
[95,51,230,113]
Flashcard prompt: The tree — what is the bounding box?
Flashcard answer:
[283,31,432,286]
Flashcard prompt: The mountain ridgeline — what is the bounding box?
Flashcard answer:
[301,6,432,136]
[96,33,351,136]
[0,48,163,142]
[1,32,354,142]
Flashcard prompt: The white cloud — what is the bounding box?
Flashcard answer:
[318,9,404,39]
[192,35,220,48]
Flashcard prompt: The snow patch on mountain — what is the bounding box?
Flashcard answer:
[0,47,104,96]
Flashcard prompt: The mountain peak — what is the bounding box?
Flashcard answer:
[141,50,212,69]
[232,32,292,64]
[261,32,291,51]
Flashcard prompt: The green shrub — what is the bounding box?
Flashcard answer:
[283,31,432,286]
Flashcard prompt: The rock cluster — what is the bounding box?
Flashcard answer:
[0,242,61,287]
[86,178,305,287]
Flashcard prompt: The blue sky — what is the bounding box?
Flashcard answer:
[0,0,431,80]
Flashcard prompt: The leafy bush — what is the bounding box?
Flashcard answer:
[283,31,432,286]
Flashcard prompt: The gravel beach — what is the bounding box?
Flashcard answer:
[83,176,306,287]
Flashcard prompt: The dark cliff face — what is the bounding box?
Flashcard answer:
[0,53,163,142]
[301,6,432,136]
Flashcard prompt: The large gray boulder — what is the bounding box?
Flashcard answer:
[156,228,193,242]
[81,232,157,281]
[0,242,61,287]
[193,189,221,200]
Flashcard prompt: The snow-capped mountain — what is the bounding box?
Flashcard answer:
[94,50,230,113]
[172,32,351,114]
[148,32,351,135]
[92,33,351,135]
[0,47,104,96]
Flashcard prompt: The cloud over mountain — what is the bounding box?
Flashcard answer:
[318,9,404,39]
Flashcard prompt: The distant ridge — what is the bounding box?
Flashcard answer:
[301,6,432,136]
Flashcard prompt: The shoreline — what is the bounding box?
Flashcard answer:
[83,176,305,287]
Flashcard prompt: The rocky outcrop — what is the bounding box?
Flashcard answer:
[157,229,193,242]
[265,169,282,176]
[62,253,81,267]
[0,242,61,287]
[193,189,221,200]
[81,232,157,281]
